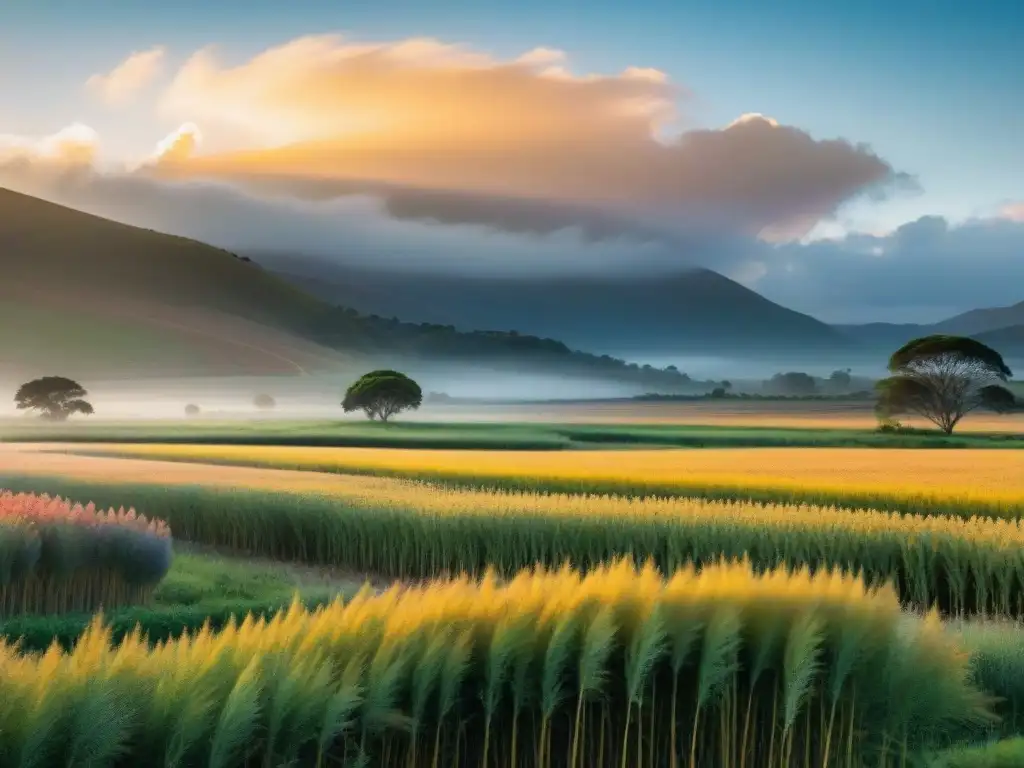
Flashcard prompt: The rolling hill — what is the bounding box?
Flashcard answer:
[256,253,854,360]
[0,188,706,391]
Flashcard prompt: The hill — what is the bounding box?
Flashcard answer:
[257,254,853,360]
[974,325,1024,359]
[0,188,704,391]
[932,301,1024,337]
[837,302,1024,356]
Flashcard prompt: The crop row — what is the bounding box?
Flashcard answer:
[68,444,1024,520]
[0,491,171,617]
[6,473,1024,616]
[0,559,989,768]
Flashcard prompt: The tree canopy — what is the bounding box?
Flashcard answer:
[342,370,423,422]
[15,377,94,421]
[875,335,1016,434]
[253,393,276,410]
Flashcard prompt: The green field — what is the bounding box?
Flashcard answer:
[0,547,365,653]
[4,416,1024,450]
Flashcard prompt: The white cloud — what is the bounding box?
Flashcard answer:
[86,46,166,105]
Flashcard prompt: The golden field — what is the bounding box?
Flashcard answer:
[6,443,1024,615]
[47,442,1024,517]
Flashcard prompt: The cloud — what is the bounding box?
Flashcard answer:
[1,129,1020,326]
[147,34,904,241]
[147,123,202,166]
[86,46,166,105]
[1000,202,1024,222]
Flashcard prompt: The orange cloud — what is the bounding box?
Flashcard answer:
[87,46,166,105]
[149,35,902,240]
[0,123,98,167]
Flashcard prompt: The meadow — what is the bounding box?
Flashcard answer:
[45,441,1024,520]
[4,412,1024,450]
[2,412,1024,765]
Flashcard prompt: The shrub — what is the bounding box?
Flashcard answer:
[253,393,276,410]
[0,490,171,617]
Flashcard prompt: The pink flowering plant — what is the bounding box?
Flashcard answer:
[0,491,172,616]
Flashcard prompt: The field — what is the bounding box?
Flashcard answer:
[2,409,1024,766]
[32,441,1024,519]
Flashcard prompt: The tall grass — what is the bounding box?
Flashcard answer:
[0,559,991,767]
[5,474,1024,617]
[0,490,171,617]
[66,444,1024,520]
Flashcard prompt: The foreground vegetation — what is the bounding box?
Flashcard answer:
[0,559,991,768]
[0,549,362,652]
[59,443,1024,520]
[6,471,1024,616]
[0,490,171,616]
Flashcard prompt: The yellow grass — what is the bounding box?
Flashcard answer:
[46,442,1024,513]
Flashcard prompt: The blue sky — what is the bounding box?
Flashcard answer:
[3,0,1021,231]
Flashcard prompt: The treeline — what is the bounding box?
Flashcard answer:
[308,307,709,391]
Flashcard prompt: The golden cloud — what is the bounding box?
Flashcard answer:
[0,124,98,167]
[147,35,903,240]
[86,46,166,105]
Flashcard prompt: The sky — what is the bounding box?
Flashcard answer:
[1,0,1022,324]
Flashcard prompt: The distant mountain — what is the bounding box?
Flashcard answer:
[932,301,1024,337]
[837,301,1024,356]
[256,254,853,360]
[832,322,926,349]
[0,188,701,391]
[974,325,1024,359]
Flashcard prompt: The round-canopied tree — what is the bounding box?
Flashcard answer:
[184,404,201,417]
[253,393,276,410]
[875,335,1016,434]
[15,377,94,421]
[342,370,422,422]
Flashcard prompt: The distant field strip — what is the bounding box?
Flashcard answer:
[53,443,1024,519]
[4,450,1024,613]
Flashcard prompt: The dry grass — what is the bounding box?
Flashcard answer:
[43,442,1024,517]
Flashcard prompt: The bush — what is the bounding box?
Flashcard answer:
[253,393,276,410]
[0,491,172,617]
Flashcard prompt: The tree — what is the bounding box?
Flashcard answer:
[875,335,1016,434]
[342,370,423,422]
[253,393,276,410]
[828,369,853,393]
[15,377,94,421]
[184,404,201,417]
[766,372,817,396]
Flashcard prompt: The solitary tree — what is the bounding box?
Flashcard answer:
[342,370,422,422]
[15,377,94,421]
[184,404,201,417]
[875,335,1016,434]
[253,393,276,410]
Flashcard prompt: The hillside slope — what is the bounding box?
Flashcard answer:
[933,301,1024,336]
[259,254,853,359]
[0,188,704,391]
[0,187,350,378]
